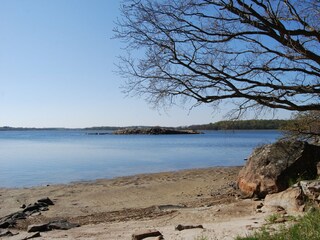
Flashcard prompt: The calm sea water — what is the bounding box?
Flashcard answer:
[0,130,281,188]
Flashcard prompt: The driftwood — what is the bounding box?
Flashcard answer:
[175,224,204,231]
[132,229,163,240]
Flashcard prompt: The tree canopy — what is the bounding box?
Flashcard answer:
[115,0,320,115]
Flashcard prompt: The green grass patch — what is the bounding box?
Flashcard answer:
[265,213,282,224]
[236,209,320,240]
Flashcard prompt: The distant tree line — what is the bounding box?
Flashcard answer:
[187,120,290,130]
[83,126,120,131]
[0,121,291,131]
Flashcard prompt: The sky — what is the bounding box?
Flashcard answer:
[0,0,291,128]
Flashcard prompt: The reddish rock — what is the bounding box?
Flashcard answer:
[237,141,320,198]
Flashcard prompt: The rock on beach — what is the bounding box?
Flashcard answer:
[237,140,320,198]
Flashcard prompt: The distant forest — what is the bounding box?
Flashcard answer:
[0,119,290,131]
[187,120,290,130]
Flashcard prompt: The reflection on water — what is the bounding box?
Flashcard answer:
[0,130,281,187]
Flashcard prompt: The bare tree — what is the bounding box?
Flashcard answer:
[114,0,320,114]
[282,110,320,142]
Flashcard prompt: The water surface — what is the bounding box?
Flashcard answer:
[0,130,281,187]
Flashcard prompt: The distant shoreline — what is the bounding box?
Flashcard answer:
[0,119,289,131]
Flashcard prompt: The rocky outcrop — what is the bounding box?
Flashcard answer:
[237,140,320,198]
[0,198,55,229]
[113,127,200,135]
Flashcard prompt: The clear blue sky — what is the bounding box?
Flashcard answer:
[0,0,291,128]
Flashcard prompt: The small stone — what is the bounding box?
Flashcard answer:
[21,204,26,209]
[37,197,54,206]
[48,220,80,230]
[276,206,285,212]
[256,203,263,209]
[27,223,49,232]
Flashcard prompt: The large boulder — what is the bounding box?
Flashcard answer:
[237,140,320,198]
[263,187,305,213]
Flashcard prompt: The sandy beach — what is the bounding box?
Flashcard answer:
[0,167,270,240]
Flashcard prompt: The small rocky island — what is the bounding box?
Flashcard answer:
[113,127,200,135]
